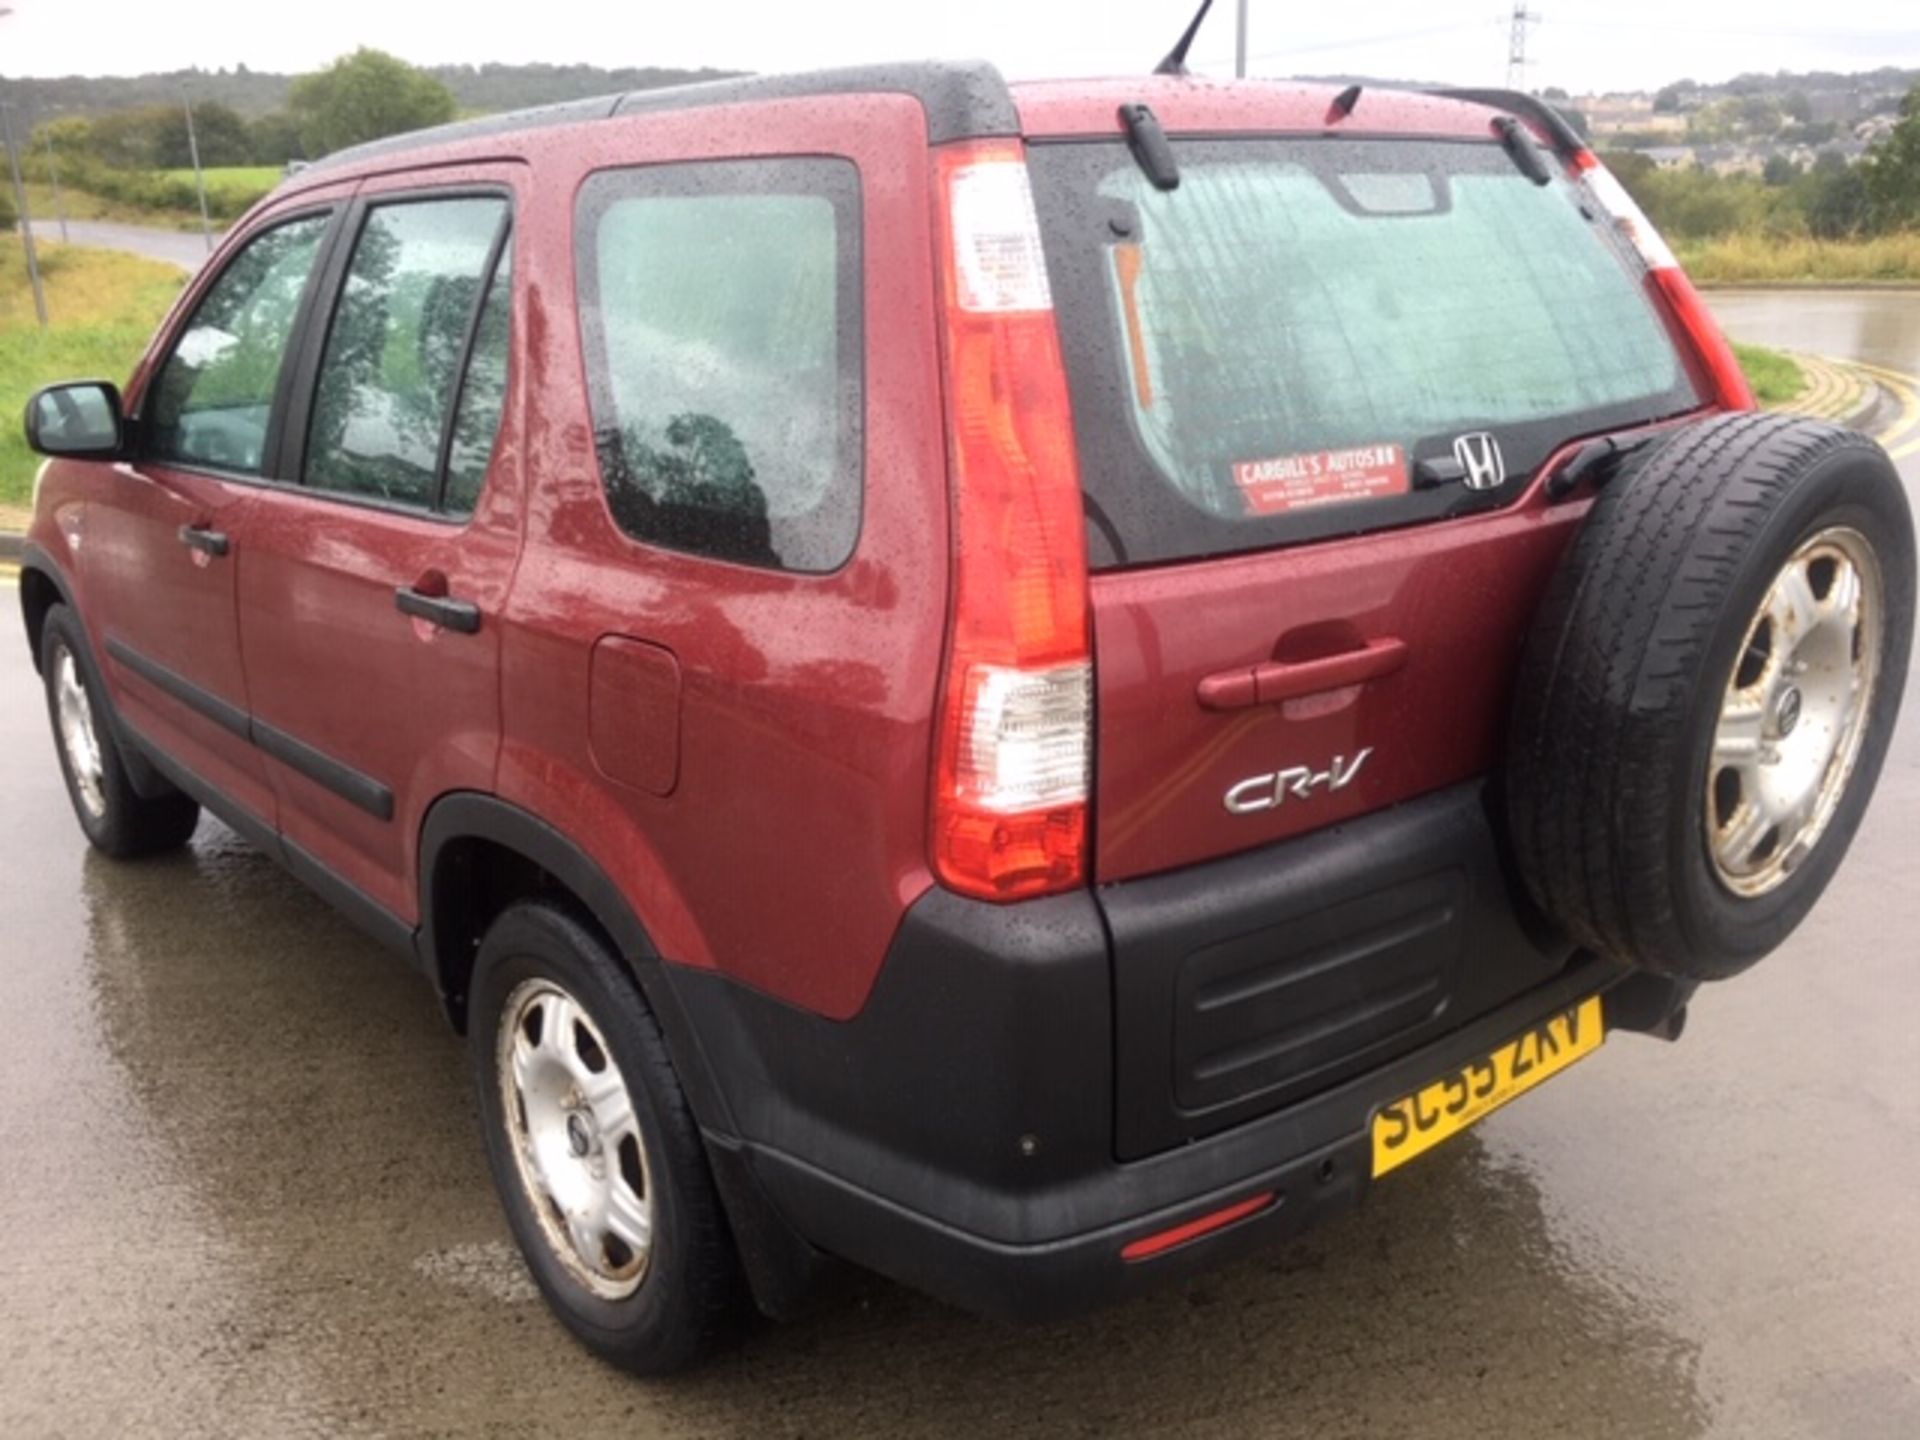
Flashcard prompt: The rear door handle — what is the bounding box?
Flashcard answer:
[1198,637,1408,711]
[178,524,230,558]
[395,586,482,635]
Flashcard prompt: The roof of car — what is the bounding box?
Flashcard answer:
[286,60,1552,198]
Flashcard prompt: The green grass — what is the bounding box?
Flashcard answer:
[23,181,208,231]
[1,240,186,506]
[1733,342,1807,408]
[1678,233,1920,285]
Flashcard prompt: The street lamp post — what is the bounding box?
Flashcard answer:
[182,89,213,253]
[0,4,47,327]
[1235,0,1249,78]
[41,114,66,243]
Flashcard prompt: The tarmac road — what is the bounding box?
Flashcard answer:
[0,295,1916,1438]
[25,218,218,273]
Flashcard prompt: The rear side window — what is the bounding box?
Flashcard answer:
[145,214,331,475]
[1027,138,1698,568]
[305,196,510,512]
[576,158,862,573]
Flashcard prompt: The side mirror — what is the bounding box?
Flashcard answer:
[25,381,128,460]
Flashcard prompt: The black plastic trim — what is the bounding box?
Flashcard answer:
[298,62,1014,183]
[123,721,415,958]
[394,587,482,634]
[103,636,393,820]
[252,717,395,820]
[1430,87,1587,159]
[105,635,250,738]
[608,61,1019,143]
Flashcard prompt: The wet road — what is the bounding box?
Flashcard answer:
[2,296,1918,1438]
[26,219,218,273]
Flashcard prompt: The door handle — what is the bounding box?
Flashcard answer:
[178,524,230,558]
[1197,637,1408,711]
[395,585,482,635]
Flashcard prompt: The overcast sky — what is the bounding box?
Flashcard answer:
[2,0,1917,95]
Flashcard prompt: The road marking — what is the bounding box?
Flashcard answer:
[1847,360,1920,455]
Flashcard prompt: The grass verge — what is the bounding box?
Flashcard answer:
[1732,343,1807,408]
[21,181,207,231]
[1678,234,1920,285]
[158,166,282,214]
[0,240,186,507]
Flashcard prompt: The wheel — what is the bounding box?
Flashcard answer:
[469,900,748,1373]
[1507,413,1914,980]
[39,605,201,859]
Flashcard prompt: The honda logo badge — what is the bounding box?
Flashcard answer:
[1452,433,1506,491]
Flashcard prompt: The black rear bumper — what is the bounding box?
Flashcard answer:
[665,782,1691,1321]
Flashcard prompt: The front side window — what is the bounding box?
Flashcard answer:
[145,213,331,475]
[576,158,862,573]
[305,196,510,511]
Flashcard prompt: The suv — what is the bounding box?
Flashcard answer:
[20,63,1914,1373]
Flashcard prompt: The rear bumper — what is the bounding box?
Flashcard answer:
[666,782,1692,1321]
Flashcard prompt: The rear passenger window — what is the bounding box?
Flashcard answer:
[145,214,331,475]
[443,238,514,518]
[305,196,510,511]
[576,159,862,572]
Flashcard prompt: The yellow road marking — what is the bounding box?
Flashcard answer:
[1845,360,1920,453]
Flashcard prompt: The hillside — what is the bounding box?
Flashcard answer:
[8,61,744,121]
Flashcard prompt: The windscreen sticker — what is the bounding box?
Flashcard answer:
[1231,443,1409,516]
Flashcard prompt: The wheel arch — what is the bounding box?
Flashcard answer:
[19,543,76,676]
[416,791,738,1137]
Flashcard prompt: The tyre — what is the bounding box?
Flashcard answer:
[39,605,201,859]
[1508,413,1915,981]
[469,900,748,1373]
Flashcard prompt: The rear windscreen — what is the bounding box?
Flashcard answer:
[1026,137,1699,568]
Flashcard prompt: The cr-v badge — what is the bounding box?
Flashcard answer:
[1224,749,1373,815]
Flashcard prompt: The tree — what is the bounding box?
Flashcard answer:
[1762,154,1799,186]
[1782,90,1813,124]
[1653,82,1691,114]
[153,101,250,168]
[1863,85,1920,232]
[1807,163,1869,238]
[247,111,305,166]
[288,49,457,158]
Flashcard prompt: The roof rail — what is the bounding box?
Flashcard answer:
[1428,88,1586,160]
[302,60,1020,177]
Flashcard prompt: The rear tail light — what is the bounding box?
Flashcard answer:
[930,139,1093,902]
[1575,149,1756,412]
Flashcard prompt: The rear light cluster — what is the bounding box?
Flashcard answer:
[930,140,1093,902]
[1573,149,1756,412]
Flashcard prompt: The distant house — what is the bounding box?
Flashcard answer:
[1643,145,1697,171]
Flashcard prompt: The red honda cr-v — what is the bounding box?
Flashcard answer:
[19,60,1914,1373]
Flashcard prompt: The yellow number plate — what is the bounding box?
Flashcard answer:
[1372,995,1605,1178]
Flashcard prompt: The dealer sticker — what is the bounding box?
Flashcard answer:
[1232,443,1409,516]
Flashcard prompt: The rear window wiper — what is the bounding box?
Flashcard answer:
[1119,103,1181,191]
[1494,116,1553,186]
[1546,432,1657,500]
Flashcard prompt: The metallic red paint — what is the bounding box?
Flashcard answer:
[25,74,1718,1027]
